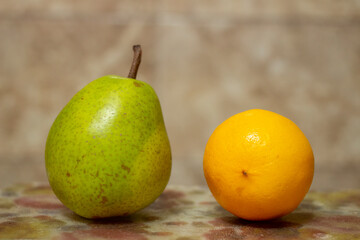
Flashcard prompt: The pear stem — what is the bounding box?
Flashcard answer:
[128,45,142,79]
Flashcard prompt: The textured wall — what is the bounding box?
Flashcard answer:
[0,1,359,190]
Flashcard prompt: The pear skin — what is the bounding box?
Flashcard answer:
[45,46,171,218]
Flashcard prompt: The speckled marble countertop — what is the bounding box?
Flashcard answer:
[0,183,359,239]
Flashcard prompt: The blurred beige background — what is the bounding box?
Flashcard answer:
[0,1,359,190]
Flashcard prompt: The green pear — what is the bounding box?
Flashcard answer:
[45,45,171,219]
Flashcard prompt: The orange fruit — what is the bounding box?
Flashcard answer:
[203,109,314,221]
